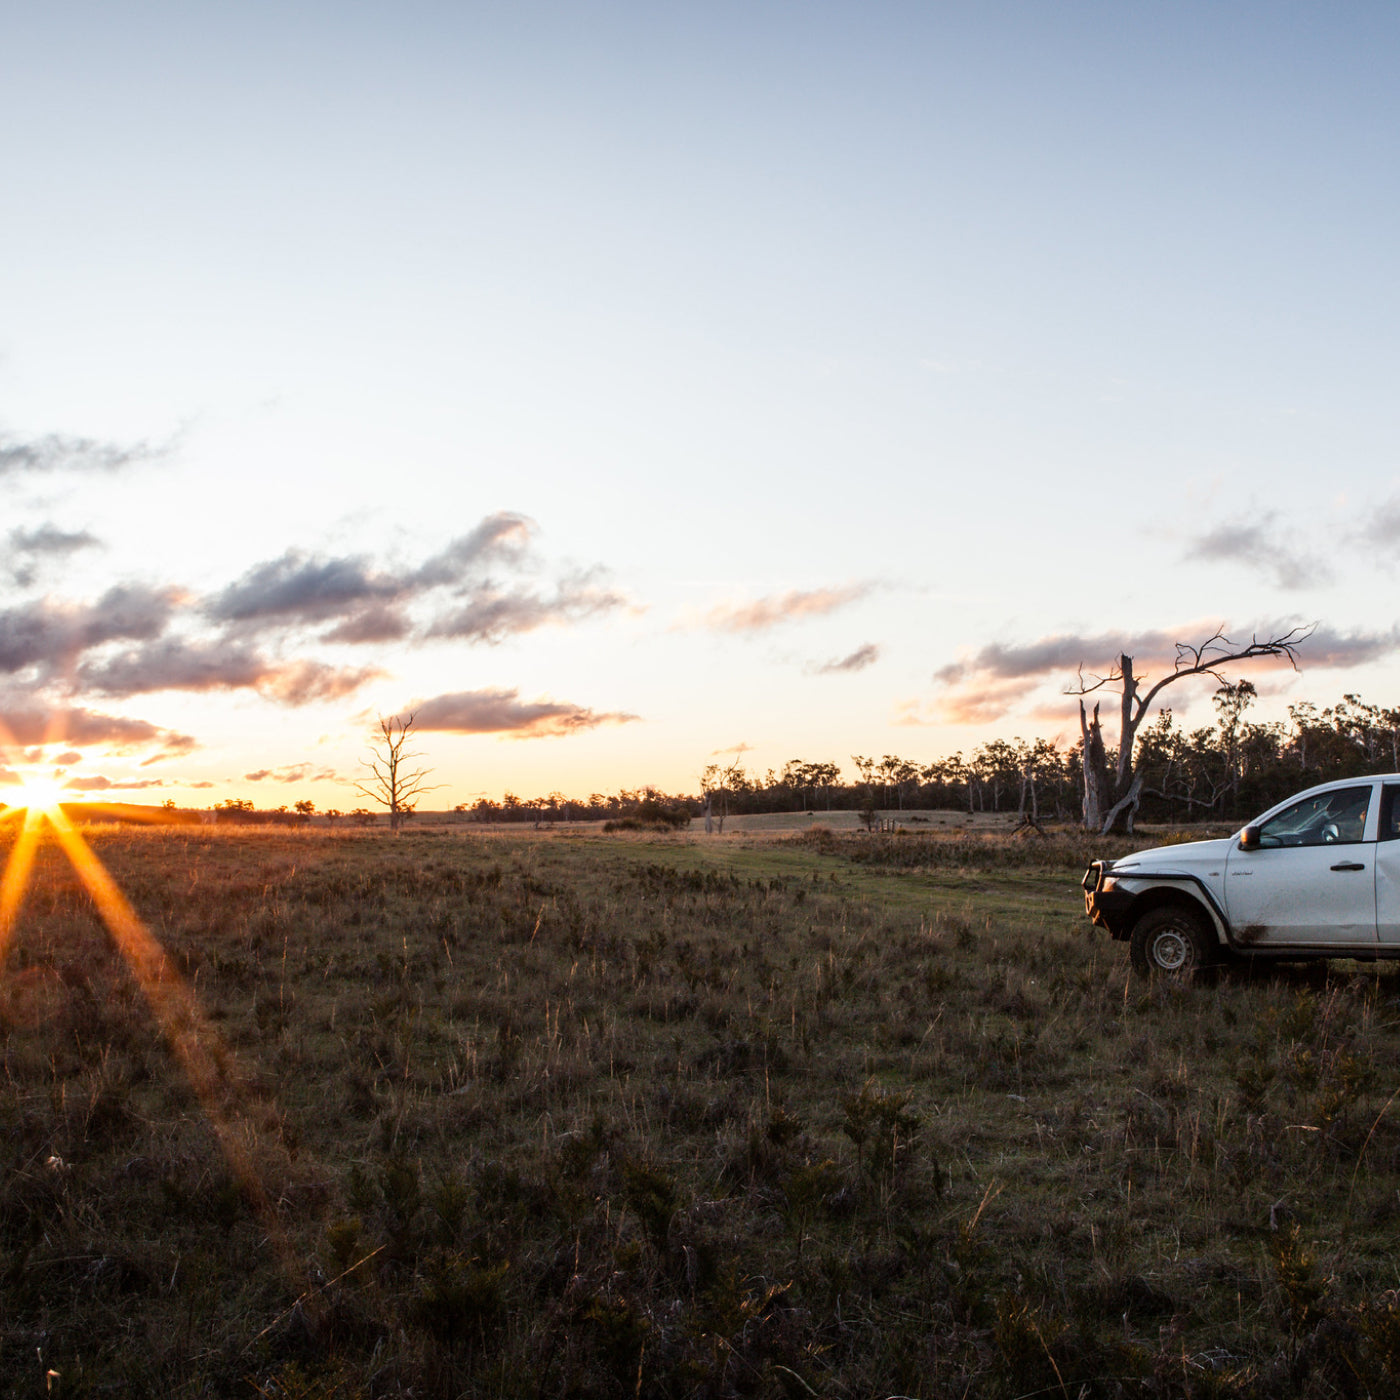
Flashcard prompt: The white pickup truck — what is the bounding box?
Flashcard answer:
[1083,776,1400,977]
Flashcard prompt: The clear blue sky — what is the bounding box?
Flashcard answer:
[3,2,1398,804]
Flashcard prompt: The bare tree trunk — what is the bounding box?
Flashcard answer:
[1101,773,1143,835]
[355,713,439,834]
[1079,700,1110,831]
[1073,629,1310,834]
[1114,655,1137,798]
[1096,656,1146,834]
[1075,655,1147,834]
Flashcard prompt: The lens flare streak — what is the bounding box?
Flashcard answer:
[0,808,43,967]
[0,803,305,1292]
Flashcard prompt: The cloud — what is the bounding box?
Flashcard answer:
[64,775,171,791]
[8,524,102,587]
[925,620,1400,727]
[940,622,1395,690]
[1181,516,1332,590]
[0,585,180,676]
[900,676,1032,726]
[201,515,623,650]
[257,660,382,705]
[1355,499,1400,548]
[77,639,273,695]
[687,583,872,634]
[0,700,196,756]
[10,524,102,555]
[77,639,380,704]
[428,571,629,644]
[0,510,625,726]
[0,431,160,477]
[207,515,538,633]
[810,643,881,675]
[320,602,412,644]
[410,512,535,587]
[934,628,1188,686]
[407,688,639,739]
[207,551,402,627]
[1278,622,1400,669]
[243,763,339,783]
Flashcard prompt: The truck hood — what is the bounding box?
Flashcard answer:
[1109,836,1235,874]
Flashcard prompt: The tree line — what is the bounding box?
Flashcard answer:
[457,686,1400,829]
[198,671,1400,833]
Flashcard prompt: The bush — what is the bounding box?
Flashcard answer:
[603,798,690,832]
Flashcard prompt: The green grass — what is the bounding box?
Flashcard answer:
[3,823,1400,1398]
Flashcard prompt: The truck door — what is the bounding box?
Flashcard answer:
[1374,785,1400,945]
[1223,783,1379,948]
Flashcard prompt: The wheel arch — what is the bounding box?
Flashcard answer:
[1120,884,1226,948]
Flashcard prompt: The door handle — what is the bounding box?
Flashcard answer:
[1330,861,1367,872]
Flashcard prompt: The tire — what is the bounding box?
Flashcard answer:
[1129,904,1216,980]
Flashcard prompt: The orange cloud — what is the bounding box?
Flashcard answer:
[0,701,196,756]
[256,660,383,705]
[684,583,872,634]
[896,675,1030,726]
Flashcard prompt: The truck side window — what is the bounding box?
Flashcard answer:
[1258,785,1372,847]
[1382,787,1400,842]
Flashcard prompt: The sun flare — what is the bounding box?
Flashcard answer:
[8,775,67,814]
[0,796,303,1292]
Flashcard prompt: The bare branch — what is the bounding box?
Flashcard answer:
[356,710,443,832]
[1074,623,1315,833]
[1135,624,1314,723]
[1065,661,1124,697]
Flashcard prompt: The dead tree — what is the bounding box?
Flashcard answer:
[1012,743,1047,836]
[1070,625,1312,835]
[700,757,746,835]
[354,712,441,833]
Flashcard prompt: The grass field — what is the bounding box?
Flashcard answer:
[382,807,1037,834]
[4,821,1400,1399]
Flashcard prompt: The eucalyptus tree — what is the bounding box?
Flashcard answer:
[354,712,441,833]
[700,756,747,834]
[1071,625,1311,834]
[806,760,842,809]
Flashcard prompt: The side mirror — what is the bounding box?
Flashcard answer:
[1239,826,1261,851]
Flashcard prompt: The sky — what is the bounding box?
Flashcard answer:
[2,1,1400,808]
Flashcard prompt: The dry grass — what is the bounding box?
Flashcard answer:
[3,823,1400,1398]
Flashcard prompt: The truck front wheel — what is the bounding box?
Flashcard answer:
[1129,905,1215,980]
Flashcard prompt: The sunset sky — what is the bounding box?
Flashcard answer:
[3,1,1400,808]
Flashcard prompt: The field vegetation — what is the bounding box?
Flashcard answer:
[4,822,1400,1398]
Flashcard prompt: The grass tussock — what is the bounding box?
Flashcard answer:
[2,822,1399,1398]
[794,822,1234,873]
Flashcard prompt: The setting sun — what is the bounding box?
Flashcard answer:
[8,775,66,814]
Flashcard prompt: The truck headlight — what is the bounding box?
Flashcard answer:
[1099,875,1119,894]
